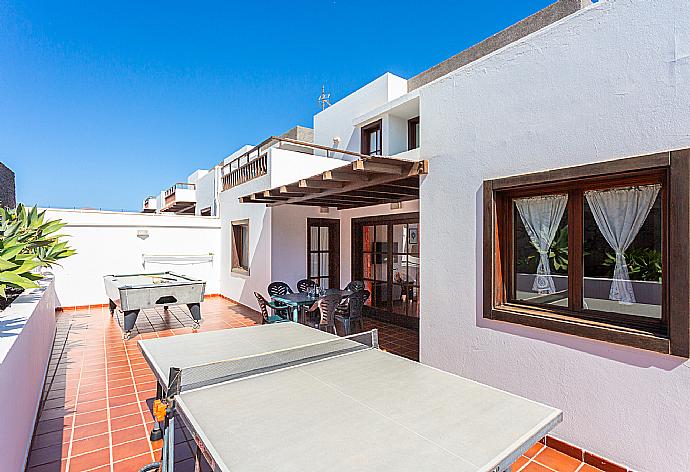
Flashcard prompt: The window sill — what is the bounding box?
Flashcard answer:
[231,267,250,277]
[488,305,670,354]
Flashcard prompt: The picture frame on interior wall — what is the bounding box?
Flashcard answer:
[231,219,250,276]
[482,149,690,356]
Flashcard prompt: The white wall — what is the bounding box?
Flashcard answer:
[313,73,407,159]
[218,175,272,309]
[270,200,420,291]
[43,209,221,306]
[217,148,346,307]
[268,148,344,187]
[195,167,219,215]
[419,1,690,470]
[0,278,57,471]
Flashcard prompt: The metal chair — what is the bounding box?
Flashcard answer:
[335,290,369,335]
[305,292,342,334]
[254,292,290,325]
[297,278,318,293]
[344,281,365,292]
[267,281,293,318]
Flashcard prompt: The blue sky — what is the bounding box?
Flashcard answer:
[1,0,555,211]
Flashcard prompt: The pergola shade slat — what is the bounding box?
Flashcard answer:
[238,156,428,209]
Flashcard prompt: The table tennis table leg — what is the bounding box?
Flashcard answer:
[149,383,164,441]
[193,445,203,472]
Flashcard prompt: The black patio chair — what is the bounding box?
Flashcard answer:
[344,281,365,292]
[335,290,370,335]
[267,281,293,318]
[305,292,342,334]
[254,292,290,325]
[297,278,318,293]
[337,280,365,311]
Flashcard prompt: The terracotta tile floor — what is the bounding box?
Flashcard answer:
[26,297,606,472]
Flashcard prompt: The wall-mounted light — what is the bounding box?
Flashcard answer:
[137,229,150,240]
[319,207,330,214]
[390,202,402,210]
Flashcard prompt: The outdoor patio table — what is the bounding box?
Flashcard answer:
[272,290,353,323]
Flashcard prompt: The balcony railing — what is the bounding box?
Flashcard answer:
[220,136,382,192]
[222,154,268,190]
[142,196,157,212]
[164,182,196,204]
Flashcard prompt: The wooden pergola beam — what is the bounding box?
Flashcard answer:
[352,160,405,175]
[299,179,344,189]
[270,160,427,207]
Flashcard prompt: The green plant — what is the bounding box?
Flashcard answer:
[519,226,570,274]
[603,248,662,282]
[0,204,76,299]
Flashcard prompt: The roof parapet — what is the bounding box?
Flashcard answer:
[407,0,592,91]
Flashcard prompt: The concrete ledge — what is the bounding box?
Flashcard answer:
[407,0,592,91]
[0,276,57,471]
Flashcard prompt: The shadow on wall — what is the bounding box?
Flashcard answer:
[473,185,686,372]
[234,209,272,311]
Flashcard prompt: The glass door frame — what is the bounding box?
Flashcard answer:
[351,212,420,329]
[306,218,340,289]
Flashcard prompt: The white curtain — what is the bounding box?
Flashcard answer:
[585,184,660,304]
[515,194,568,294]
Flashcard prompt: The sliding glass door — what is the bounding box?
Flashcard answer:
[353,213,419,328]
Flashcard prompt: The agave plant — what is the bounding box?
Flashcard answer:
[0,204,76,300]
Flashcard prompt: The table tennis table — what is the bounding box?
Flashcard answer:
[138,323,562,472]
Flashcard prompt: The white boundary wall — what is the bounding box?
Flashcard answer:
[419,1,690,470]
[0,278,57,471]
[43,209,221,306]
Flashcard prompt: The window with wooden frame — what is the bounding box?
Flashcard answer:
[484,150,690,356]
[361,120,382,156]
[231,219,249,274]
[408,117,420,150]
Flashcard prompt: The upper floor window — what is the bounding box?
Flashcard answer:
[484,150,690,356]
[408,117,420,150]
[361,120,382,156]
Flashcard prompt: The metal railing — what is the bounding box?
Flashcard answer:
[220,136,384,192]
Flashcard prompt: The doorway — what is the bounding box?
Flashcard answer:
[352,213,419,329]
[306,218,340,289]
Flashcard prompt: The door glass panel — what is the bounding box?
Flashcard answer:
[513,197,569,307]
[375,225,388,244]
[583,185,662,319]
[392,224,407,254]
[319,227,329,251]
[363,253,374,280]
[320,253,329,277]
[309,253,318,278]
[363,225,375,252]
[310,226,319,251]
[374,259,388,281]
[407,223,419,255]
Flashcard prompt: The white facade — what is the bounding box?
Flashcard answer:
[33,1,690,470]
[217,146,350,308]
[418,1,690,471]
[44,209,221,306]
[313,73,408,158]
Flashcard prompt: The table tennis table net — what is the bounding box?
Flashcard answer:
[169,330,378,394]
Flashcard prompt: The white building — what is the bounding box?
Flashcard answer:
[118,0,689,469]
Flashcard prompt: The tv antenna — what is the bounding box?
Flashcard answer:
[318,85,331,110]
